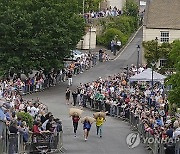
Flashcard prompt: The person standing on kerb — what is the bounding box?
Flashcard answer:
[72,89,78,106]
[99,49,103,62]
[65,87,71,105]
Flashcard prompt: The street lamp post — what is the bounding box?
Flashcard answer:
[137,45,140,74]
[113,35,118,56]
[89,25,92,54]
[155,37,158,61]
[151,37,158,95]
[161,80,165,101]
[151,61,156,95]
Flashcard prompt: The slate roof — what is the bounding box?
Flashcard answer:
[144,0,180,29]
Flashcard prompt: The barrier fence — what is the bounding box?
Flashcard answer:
[0,120,8,154]
[0,120,64,154]
[84,99,180,154]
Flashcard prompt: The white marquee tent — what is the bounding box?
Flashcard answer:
[129,68,166,82]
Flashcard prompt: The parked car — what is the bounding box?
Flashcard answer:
[71,50,84,61]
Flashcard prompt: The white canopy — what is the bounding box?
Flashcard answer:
[129,68,166,82]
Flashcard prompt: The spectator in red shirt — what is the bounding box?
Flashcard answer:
[32,121,41,134]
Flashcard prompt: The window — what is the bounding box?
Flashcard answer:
[160,31,169,43]
[160,59,167,67]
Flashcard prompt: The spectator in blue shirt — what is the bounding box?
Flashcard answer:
[0,106,6,121]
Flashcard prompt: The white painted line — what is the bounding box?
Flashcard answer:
[113,25,143,61]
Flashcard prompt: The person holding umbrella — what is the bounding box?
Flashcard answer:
[72,112,80,137]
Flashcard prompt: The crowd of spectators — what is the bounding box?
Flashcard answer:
[84,6,122,19]
[70,64,180,146]
[0,49,111,153]
[0,77,62,153]
[63,51,110,86]
[0,50,110,94]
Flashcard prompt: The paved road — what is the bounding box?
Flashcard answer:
[25,27,148,154]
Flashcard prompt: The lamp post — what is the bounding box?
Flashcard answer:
[151,61,156,95]
[155,37,158,61]
[113,35,118,56]
[161,80,165,101]
[89,25,92,54]
[137,45,140,74]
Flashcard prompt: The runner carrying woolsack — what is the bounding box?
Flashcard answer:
[83,119,91,141]
[96,114,105,138]
[81,116,95,141]
[72,113,80,137]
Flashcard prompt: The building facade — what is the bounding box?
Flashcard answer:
[143,0,180,44]
[143,0,180,66]
[76,27,96,50]
[100,0,126,10]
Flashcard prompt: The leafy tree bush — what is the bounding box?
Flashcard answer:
[17,112,33,128]
[97,28,128,48]
[143,40,160,65]
[105,16,137,35]
[77,0,103,13]
[143,41,173,68]
[123,0,139,18]
[167,40,180,106]
[143,40,180,106]
[96,0,138,48]
[0,0,85,76]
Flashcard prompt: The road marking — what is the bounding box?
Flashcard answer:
[113,25,143,61]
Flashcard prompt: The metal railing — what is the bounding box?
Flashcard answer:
[0,120,65,154]
[0,120,8,154]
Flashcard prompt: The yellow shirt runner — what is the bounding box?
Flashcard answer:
[96,117,104,126]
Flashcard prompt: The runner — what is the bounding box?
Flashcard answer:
[83,118,91,141]
[65,87,71,105]
[72,113,80,137]
[96,114,105,138]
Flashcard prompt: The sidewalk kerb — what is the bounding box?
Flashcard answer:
[113,25,143,61]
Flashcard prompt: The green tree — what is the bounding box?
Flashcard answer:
[123,0,139,18]
[143,41,173,68]
[169,40,180,70]
[0,0,85,76]
[167,40,180,106]
[17,112,33,128]
[77,0,103,13]
[97,28,128,47]
[142,40,160,65]
[105,16,137,35]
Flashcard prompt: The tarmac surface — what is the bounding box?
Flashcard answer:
[25,27,148,154]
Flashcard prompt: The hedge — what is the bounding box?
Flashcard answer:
[17,112,33,128]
